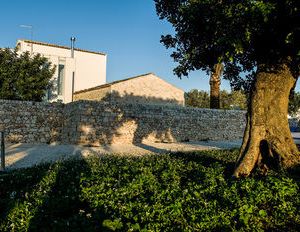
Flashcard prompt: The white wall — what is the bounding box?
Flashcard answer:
[73,50,106,92]
[17,40,107,103]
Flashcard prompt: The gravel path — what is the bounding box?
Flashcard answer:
[2,132,299,171]
[3,140,242,170]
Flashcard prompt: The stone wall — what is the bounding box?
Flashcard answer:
[62,101,246,146]
[0,100,63,143]
[0,99,247,145]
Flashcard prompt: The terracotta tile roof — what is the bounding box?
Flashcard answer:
[20,40,106,56]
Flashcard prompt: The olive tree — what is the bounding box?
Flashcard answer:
[155,0,300,177]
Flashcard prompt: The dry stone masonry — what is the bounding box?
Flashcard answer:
[0,99,247,145]
[0,100,63,143]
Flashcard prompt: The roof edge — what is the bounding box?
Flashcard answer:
[74,73,154,94]
[74,72,184,95]
[18,39,106,56]
[74,84,112,94]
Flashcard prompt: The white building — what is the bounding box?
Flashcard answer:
[17,39,107,103]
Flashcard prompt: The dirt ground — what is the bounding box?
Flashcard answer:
[3,140,242,170]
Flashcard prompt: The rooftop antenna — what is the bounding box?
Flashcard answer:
[20,24,33,54]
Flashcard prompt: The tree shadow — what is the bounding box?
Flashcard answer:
[104,90,181,105]
[169,150,237,178]
[72,91,233,153]
[0,163,52,228]
[101,91,185,146]
[132,143,171,154]
[287,164,300,184]
[26,158,102,232]
[1,155,118,231]
[0,93,243,229]
[3,91,245,158]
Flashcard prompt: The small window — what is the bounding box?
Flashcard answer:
[57,63,65,95]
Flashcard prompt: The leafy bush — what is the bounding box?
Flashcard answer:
[0,48,55,101]
[0,150,299,231]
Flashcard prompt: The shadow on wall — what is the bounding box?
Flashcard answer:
[103,91,184,145]
[66,91,245,147]
[102,90,183,105]
[0,93,245,146]
[67,92,185,147]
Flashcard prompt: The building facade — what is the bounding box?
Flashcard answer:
[17,40,107,103]
[74,73,185,105]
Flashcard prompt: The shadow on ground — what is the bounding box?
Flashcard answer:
[0,158,114,232]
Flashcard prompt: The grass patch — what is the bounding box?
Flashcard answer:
[0,149,299,231]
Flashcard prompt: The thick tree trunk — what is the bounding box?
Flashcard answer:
[233,64,300,177]
[210,63,223,109]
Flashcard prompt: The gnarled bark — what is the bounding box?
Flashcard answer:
[233,64,300,177]
[210,63,223,109]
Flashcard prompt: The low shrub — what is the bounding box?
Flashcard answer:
[0,150,299,231]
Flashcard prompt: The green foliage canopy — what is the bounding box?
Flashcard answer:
[155,0,300,90]
[220,90,248,110]
[184,89,210,108]
[185,89,247,110]
[185,88,300,113]
[0,48,55,101]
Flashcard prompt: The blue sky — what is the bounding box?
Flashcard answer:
[2,0,296,93]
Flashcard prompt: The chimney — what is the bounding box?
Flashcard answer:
[70,37,76,58]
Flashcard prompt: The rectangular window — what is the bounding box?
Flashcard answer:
[57,63,65,95]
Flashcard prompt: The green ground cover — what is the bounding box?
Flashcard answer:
[0,150,299,231]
